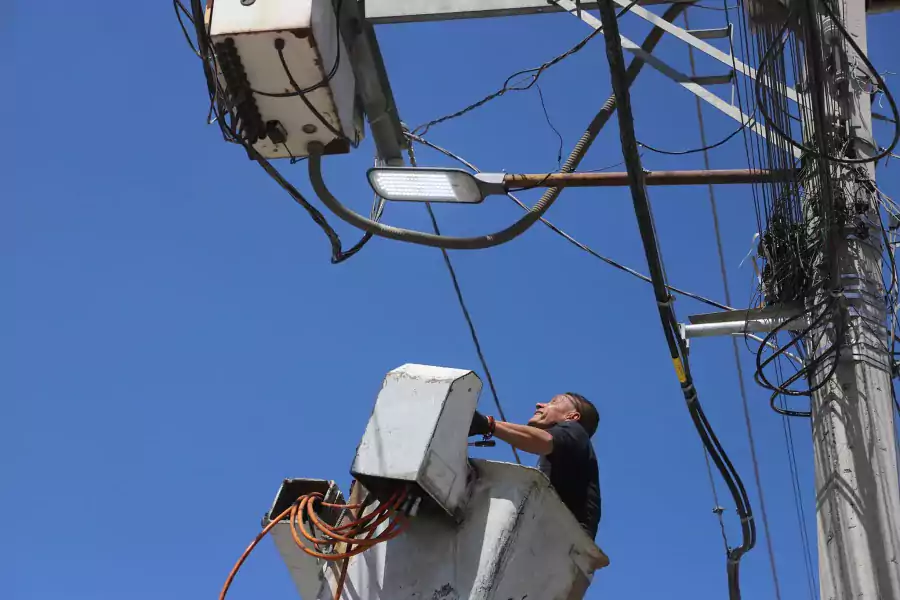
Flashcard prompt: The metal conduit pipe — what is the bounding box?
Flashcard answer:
[307,3,688,250]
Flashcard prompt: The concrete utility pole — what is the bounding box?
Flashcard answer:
[806,1,900,597]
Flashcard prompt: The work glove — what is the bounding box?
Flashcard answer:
[469,410,493,437]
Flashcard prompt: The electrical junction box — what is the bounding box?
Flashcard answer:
[351,364,482,519]
[209,0,363,159]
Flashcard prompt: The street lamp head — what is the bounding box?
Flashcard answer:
[367,167,500,204]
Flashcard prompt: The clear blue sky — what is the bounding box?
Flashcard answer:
[6,2,899,599]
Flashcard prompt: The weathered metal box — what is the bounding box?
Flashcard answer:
[350,364,482,518]
[209,0,362,158]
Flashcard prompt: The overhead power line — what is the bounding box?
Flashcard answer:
[413,0,641,136]
[405,133,733,312]
[406,142,522,465]
[683,8,782,599]
[638,116,754,156]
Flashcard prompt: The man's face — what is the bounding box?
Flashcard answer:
[528,394,579,429]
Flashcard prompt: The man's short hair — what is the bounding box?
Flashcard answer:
[565,392,599,437]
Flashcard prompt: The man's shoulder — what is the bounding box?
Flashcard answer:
[550,420,591,440]
[547,421,592,456]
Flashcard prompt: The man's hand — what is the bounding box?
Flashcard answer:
[469,410,493,437]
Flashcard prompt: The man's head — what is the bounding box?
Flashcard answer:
[528,392,599,437]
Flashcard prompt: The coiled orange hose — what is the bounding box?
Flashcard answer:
[219,488,410,600]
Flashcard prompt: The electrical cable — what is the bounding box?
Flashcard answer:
[691,2,738,10]
[412,0,642,136]
[405,132,733,312]
[405,142,522,465]
[683,9,782,598]
[275,39,350,143]
[754,6,900,165]
[250,0,345,98]
[251,146,379,264]
[592,1,755,597]
[174,0,200,57]
[305,2,689,251]
[219,488,410,600]
[536,82,564,170]
[637,116,754,156]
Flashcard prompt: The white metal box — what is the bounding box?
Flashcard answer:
[209,0,362,159]
[351,364,482,518]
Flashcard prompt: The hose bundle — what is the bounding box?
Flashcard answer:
[220,486,410,600]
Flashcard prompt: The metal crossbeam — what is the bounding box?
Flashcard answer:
[364,0,693,24]
[606,0,799,104]
[555,0,802,159]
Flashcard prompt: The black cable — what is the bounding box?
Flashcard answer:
[593,1,754,596]
[251,146,378,264]
[405,133,734,311]
[275,39,349,143]
[413,0,642,135]
[174,0,200,57]
[691,2,738,10]
[405,152,523,466]
[638,116,754,156]
[305,2,689,251]
[536,83,564,170]
[250,0,345,98]
[754,6,900,164]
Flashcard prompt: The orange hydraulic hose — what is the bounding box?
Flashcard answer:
[289,497,408,559]
[219,488,411,600]
[218,504,293,600]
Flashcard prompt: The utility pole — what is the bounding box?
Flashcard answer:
[805,0,900,597]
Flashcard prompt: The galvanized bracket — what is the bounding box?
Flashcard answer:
[682,303,808,338]
[340,0,408,165]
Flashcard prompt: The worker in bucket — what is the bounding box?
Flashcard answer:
[469,393,601,538]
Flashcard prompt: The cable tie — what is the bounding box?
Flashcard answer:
[657,295,675,308]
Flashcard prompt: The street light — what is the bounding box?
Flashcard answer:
[366,167,505,204]
[367,166,791,203]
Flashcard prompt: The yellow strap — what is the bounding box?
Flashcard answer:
[673,358,687,383]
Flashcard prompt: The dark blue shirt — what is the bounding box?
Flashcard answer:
[537,421,601,538]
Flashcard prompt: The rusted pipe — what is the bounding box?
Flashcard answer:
[503,169,793,188]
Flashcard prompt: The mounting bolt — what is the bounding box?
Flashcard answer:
[302,124,318,134]
[241,0,255,5]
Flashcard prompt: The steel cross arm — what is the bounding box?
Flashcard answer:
[555,0,802,159]
[364,0,695,23]
[604,0,800,105]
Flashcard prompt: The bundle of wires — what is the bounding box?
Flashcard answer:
[174,0,383,264]
[725,0,900,418]
[220,487,411,600]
